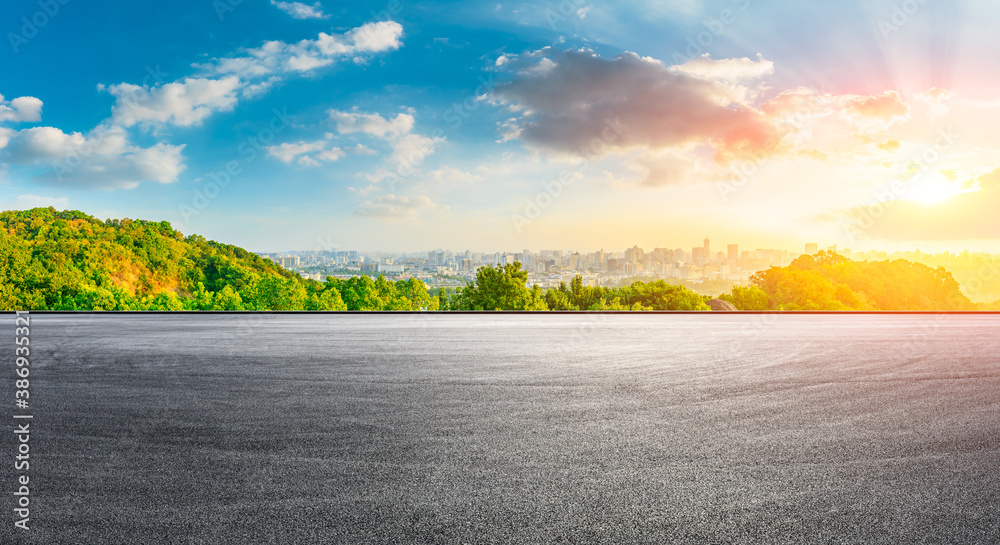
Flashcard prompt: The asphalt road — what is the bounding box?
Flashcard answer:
[2,313,999,544]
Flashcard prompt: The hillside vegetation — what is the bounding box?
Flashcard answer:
[3,209,991,311]
[719,251,981,310]
[0,208,437,311]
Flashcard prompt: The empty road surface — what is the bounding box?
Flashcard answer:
[2,313,998,544]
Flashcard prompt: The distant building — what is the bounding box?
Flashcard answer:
[805,243,819,255]
[728,244,738,263]
[378,264,406,274]
[279,256,300,268]
[692,247,707,266]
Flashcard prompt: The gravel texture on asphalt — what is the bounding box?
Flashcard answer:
[2,313,999,544]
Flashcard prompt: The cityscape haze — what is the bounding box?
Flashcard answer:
[261,240,1000,303]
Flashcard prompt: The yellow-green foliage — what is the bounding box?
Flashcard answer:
[742,251,975,310]
[0,208,436,311]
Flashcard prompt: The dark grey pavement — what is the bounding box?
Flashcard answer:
[2,313,999,544]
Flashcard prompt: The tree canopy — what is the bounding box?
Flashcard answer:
[719,251,976,310]
[2,209,984,311]
[0,208,437,311]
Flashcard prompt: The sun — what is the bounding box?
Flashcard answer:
[907,173,960,205]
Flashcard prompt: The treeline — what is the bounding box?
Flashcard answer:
[0,208,443,311]
[3,209,991,311]
[451,262,710,310]
[718,251,980,310]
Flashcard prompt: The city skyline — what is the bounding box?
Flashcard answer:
[4,1,1000,253]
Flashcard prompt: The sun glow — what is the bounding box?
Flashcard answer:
[907,174,961,205]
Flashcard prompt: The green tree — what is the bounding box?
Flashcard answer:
[453,262,548,310]
[214,285,244,310]
[719,285,770,310]
[545,282,579,310]
[340,275,383,310]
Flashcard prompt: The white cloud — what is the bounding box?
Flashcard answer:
[3,194,69,210]
[265,140,343,166]
[625,148,701,187]
[98,21,405,131]
[195,21,404,79]
[316,148,345,161]
[354,193,443,218]
[672,54,775,83]
[271,0,329,19]
[102,77,242,128]
[3,21,406,192]
[0,95,43,123]
[327,108,445,180]
[0,125,185,189]
[427,166,484,184]
[388,133,444,169]
[0,128,14,149]
[266,141,326,163]
[328,110,414,137]
[838,91,911,133]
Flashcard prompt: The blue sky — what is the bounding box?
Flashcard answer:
[3,0,1000,252]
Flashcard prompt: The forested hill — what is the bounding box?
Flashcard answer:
[0,208,302,310]
[719,251,981,310]
[1,208,990,311]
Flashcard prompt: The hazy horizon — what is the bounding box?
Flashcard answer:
[4,1,1000,253]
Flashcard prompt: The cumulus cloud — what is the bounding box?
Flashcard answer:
[427,166,484,184]
[353,193,443,219]
[916,87,953,117]
[839,91,910,132]
[0,125,185,189]
[626,148,701,187]
[271,0,329,19]
[490,48,936,192]
[328,110,414,137]
[388,133,444,169]
[0,95,43,123]
[195,21,404,79]
[39,20,406,190]
[96,21,404,131]
[266,140,344,166]
[102,77,242,128]
[671,54,775,83]
[491,49,779,163]
[328,108,444,176]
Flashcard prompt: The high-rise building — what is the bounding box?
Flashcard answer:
[625,245,643,263]
[805,243,819,255]
[692,247,707,266]
[727,244,738,263]
[703,237,710,256]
